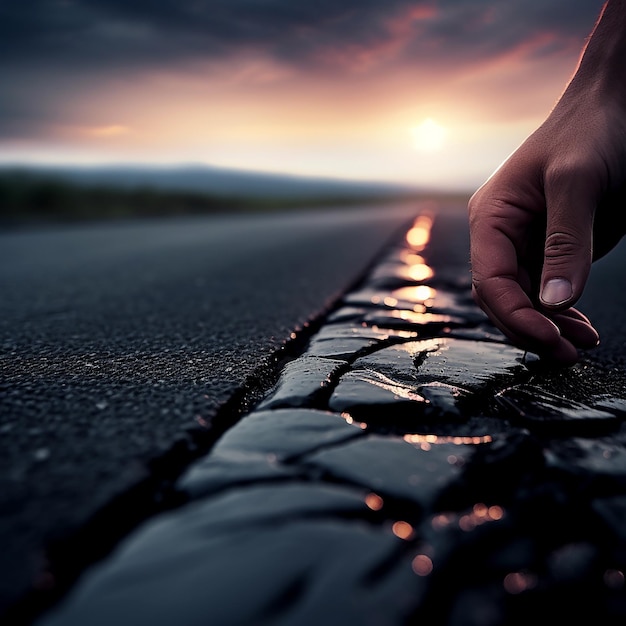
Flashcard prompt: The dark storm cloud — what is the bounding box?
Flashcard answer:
[0,0,605,72]
[0,0,606,140]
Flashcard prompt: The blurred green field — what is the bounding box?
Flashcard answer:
[0,169,471,228]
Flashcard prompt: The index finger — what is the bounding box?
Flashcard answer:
[469,201,563,350]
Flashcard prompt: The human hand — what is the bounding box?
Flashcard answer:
[468,85,626,365]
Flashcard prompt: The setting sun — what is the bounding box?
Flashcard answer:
[411,118,447,152]
[0,1,604,189]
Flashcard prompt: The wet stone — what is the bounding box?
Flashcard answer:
[342,288,401,309]
[305,336,379,360]
[256,356,348,410]
[408,432,546,512]
[496,385,620,436]
[544,437,626,478]
[328,369,429,425]
[460,432,546,489]
[328,370,468,425]
[414,520,537,624]
[592,396,626,417]
[340,287,436,319]
[353,338,532,394]
[592,495,626,543]
[38,486,422,626]
[390,285,470,312]
[304,323,416,360]
[304,435,470,509]
[177,449,300,500]
[444,325,508,344]
[547,542,600,585]
[174,482,380,534]
[366,262,435,290]
[326,306,370,324]
[445,588,507,626]
[362,309,466,333]
[210,408,366,461]
[418,382,470,420]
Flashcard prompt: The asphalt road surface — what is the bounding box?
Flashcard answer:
[2,201,626,624]
[0,203,423,619]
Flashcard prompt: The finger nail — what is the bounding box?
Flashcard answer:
[541,278,572,306]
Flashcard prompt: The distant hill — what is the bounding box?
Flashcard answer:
[0,163,423,199]
[0,163,468,227]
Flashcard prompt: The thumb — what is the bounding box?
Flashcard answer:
[539,180,594,310]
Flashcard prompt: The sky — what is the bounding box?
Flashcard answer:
[0,0,607,190]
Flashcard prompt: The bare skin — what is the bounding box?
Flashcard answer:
[469,0,626,366]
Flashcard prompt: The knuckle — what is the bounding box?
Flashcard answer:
[472,275,509,305]
[544,154,606,203]
[545,158,588,188]
[543,231,583,261]
[467,191,483,220]
[471,277,493,309]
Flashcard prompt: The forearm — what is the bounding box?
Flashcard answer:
[568,0,626,103]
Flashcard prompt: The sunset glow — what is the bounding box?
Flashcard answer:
[412,119,447,152]
[0,1,606,190]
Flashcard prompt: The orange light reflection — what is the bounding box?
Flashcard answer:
[363,371,425,402]
[406,215,434,251]
[412,554,434,576]
[407,264,434,282]
[365,493,384,511]
[394,285,437,303]
[430,504,504,533]
[401,252,426,265]
[404,434,493,445]
[459,503,505,531]
[341,412,368,429]
[503,571,537,594]
[431,513,455,530]
[392,521,414,540]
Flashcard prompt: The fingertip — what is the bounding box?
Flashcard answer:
[537,337,581,368]
[550,311,600,350]
[578,327,600,350]
[540,278,572,308]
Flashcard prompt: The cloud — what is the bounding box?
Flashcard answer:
[0,0,605,144]
[1,0,604,73]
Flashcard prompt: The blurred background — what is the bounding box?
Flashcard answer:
[0,0,606,226]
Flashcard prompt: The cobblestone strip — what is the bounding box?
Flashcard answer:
[38,210,626,626]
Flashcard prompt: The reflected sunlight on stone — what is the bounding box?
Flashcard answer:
[403,434,493,446]
[365,493,384,511]
[392,521,414,540]
[393,285,437,303]
[459,504,505,531]
[352,370,426,403]
[411,554,434,577]
[399,247,435,283]
[406,263,434,282]
[362,326,421,340]
[431,513,456,530]
[406,215,434,251]
[341,412,368,430]
[393,310,419,321]
[400,251,426,266]
[503,571,538,594]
